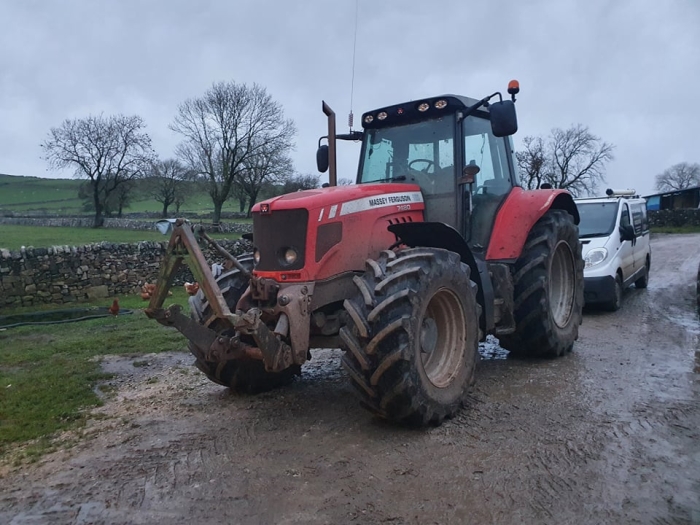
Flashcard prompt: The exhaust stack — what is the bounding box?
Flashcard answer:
[322,101,337,187]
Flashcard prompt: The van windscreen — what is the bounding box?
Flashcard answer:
[577,202,619,238]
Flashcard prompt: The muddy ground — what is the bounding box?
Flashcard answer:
[1,234,699,524]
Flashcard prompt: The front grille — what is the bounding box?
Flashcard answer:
[253,209,308,271]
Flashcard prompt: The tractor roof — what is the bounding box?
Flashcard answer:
[362,94,487,129]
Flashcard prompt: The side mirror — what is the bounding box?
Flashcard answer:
[489,100,518,137]
[459,161,480,185]
[620,224,636,241]
[316,144,329,173]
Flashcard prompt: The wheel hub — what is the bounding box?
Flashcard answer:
[549,240,576,328]
[420,317,438,355]
[419,288,468,389]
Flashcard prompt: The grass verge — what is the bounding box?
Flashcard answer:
[0,290,191,461]
[650,225,700,234]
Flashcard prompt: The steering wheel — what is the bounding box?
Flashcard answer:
[408,159,435,173]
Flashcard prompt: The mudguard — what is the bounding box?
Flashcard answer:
[486,187,579,261]
[388,221,495,336]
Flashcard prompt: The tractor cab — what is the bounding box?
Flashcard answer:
[354,91,520,253]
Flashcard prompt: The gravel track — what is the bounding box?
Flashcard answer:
[1,233,699,525]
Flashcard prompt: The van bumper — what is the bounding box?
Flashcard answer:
[583,275,616,304]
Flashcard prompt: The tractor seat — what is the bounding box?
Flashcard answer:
[480,178,511,195]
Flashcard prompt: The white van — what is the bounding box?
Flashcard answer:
[575,189,651,310]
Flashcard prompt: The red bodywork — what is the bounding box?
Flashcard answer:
[252,183,425,281]
[486,187,579,261]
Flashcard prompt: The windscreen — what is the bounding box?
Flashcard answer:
[358,117,455,194]
[577,202,619,238]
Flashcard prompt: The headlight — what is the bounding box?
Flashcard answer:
[253,249,260,265]
[283,248,298,265]
[584,248,608,268]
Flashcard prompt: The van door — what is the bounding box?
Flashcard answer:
[630,201,650,274]
[618,203,635,282]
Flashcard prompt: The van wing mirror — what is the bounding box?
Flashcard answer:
[489,100,518,137]
[620,224,636,241]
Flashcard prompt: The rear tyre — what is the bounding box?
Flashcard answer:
[635,260,650,289]
[498,209,584,358]
[606,273,623,312]
[341,248,479,426]
[188,254,300,393]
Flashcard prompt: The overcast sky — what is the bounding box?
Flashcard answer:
[1,0,698,196]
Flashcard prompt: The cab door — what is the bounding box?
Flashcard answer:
[617,203,635,282]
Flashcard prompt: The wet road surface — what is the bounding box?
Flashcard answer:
[1,233,699,524]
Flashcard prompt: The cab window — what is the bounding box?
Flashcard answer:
[463,116,512,195]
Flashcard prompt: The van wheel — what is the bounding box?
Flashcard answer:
[635,260,650,289]
[607,274,623,312]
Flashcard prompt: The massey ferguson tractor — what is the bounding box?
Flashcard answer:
[145,81,584,426]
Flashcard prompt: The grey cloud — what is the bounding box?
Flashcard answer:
[0,0,698,196]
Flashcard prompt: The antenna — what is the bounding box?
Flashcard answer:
[348,0,359,131]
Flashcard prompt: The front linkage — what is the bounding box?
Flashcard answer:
[144,219,294,372]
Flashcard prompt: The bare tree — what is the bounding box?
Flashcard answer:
[239,141,294,216]
[515,136,549,190]
[231,183,248,214]
[174,190,187,214]
[108,180,135,218]
[41,114,154,227]
[517,125,614,197]
[171,81,296,225]
[337,177,354,186]
[655,162,700,191]
[146,159,191,218]
[78,178,136,218]
[282,173,320,193]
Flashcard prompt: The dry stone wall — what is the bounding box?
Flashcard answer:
[0,239,251,311]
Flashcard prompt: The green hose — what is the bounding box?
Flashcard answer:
[0,307,134,329]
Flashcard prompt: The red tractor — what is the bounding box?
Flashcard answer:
[146,81,584,426]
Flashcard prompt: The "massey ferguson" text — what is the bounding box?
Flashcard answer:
[368,195,412,207]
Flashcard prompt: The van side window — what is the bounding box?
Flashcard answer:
[631,203,648,235]
[620,204,630,228]
[640,203,649,232]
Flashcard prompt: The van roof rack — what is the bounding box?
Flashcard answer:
[574,188,643,202]
[604,188,639,198]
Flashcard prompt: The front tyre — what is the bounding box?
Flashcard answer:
[498,209,584,358]
[341,248,479,426]
[635,259,650,289]
[606,273,623,312]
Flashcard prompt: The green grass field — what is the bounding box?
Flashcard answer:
[0,291,192,461]
[0,225,239,251]
[0,174,84,214]
[0,174,260,215]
